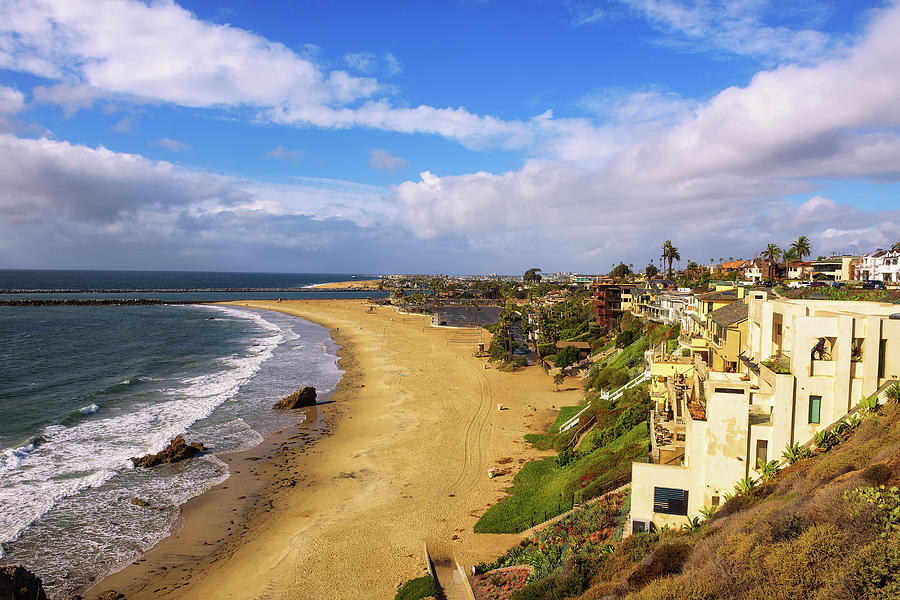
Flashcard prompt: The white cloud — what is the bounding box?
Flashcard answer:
[0,133,405,271]
[0,0,534,149]
[344,51,375,72]
[32,84,106,116]
[388,3,900,268]
[384,52,402,75]
[111,117,135,133]
[0,86,25,115]
[265,145,306,162]
[615,0,835,64]
[152,137,190,152]
[368,148,409,172]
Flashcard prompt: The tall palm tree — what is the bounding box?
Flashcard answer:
[661,240,680,279]
[761,244,782,282]
[892,240,900,251]
[789,235,813,261]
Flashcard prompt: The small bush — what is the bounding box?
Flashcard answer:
[626,541,692,588]
[394,575,437,600]
[862,463,893,485]
[510,562,588,600]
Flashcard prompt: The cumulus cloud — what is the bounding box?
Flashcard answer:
[0,0,535,149]
[388,3,900,268]
[368,148,409,172]
[0,133,410,271]
[384,52,402,75]
[0,86,25,115]
[152,137,190,152]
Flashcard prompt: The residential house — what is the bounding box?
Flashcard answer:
[858,250,900,284]
[707,302,749,373]
[743,258,779,283]
[787,261,812,280]
[716,259,749,277]
[811,255,858,281]
[630,297,900,531]
[592,284,624,330]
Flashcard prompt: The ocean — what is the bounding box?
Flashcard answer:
[0,270,371,598]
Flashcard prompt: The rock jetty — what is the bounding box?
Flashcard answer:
[273,387,317,410]
[130,435,205,468]
[0,565,48,600]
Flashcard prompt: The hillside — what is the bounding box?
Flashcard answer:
[475,393,900,599]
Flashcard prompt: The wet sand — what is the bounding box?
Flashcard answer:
[90,299,578,600]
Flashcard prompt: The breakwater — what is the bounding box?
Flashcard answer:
[0,287,377,294]
[0,298,210,306]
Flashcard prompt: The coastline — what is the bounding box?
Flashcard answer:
[88,299,575,600]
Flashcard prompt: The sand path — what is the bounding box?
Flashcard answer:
[98,300,577,600]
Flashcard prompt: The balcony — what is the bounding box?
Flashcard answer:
[811,359,836,377]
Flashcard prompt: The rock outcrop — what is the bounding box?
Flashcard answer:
[272,387,317,410]
[0,565,48,600]
[130,436,205,468]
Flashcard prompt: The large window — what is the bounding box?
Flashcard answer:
[653,487,688,515]
[808,395,821,424]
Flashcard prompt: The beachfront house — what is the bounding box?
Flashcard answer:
[630,296,900,531]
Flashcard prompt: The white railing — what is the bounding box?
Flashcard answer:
[558,370,650,433]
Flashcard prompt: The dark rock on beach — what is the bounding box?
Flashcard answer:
[131,497,150,507]
[0,565,48,600]
[96,591,126,600]
[130,435,205,468]
[273,387,317,410]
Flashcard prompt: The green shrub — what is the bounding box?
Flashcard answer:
[838,538,900,600]
[554,345,580,368]
[394,575,437,600]
[510,563,589,600]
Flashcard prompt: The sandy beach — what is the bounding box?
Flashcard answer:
[91,299,578,600]
[313,279,382,290]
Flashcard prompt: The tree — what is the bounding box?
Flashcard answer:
[553,371,565,391]
[645,263,659,279]
[661,240,680,279]
[609,262,632,279]
[893,240,900,251]
[761,243,782,281]
[789,235,813,261]
[523,268,542,284]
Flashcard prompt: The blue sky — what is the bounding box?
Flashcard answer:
[0,0,899,274]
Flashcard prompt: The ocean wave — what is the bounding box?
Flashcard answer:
[0,305,283,549]
[79,404,100,415]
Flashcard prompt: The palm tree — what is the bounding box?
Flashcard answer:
[789,235,813,261]
[892,240,900,251]
[661,240,680,279]
[761,244,782,282]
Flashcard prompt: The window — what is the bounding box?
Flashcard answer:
[775,323,782,336]
[654,487,688,515]
[756,440,768,468]
[714,387,744,394]
[711,495,720,507]
[879,339,887,379]
[808,395,821,424]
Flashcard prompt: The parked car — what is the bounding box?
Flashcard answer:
[862,280,886,290]
[830,281,845,288]
[808,281,828,288]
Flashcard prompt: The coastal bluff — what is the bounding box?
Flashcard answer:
[130,436,205,468]
[272,387,317,409]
